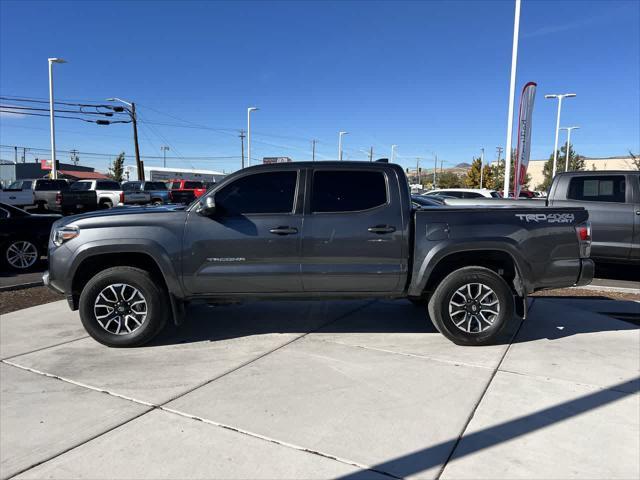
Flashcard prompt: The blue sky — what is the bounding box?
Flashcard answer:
[1,0,638,173]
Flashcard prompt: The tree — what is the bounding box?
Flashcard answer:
[464,157,493,189]
[537,143,584,191]
[486,149,531,192]
[629,151,640,170]
[437,171,463,188]
[108,152,125,182]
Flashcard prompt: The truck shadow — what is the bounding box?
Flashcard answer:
[150,296,639,347]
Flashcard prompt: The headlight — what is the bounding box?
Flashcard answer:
[53,225,80,246]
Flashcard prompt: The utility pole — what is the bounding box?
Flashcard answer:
[14,146,17,163]
[440,159,443,174]
[70,149,79,166]
[416,157,421,185]
[161,146,170,168]
[247,107,259,167]
[108,98,144,181]
[369,146,373,162]
[391,145,397,163]
[130,103,144,180]
[22,147,27,163]
[239,130,246,168]
[311,139,317,161]
[433,155,438,187]
[480,148,485,189]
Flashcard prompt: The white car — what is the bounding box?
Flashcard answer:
[69,180,123,208]
[425,188,501,199]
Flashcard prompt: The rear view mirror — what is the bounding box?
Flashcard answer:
[198,196,216,216]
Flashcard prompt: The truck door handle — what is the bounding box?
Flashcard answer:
[269,226,298,235]
[368,225,396,234]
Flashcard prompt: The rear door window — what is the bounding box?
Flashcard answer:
[96,181,121,190]
[70,182,92,191]
[184,181,203,189]
[144,182,167,190]
[311,170,387,213]
[568,176,626,203]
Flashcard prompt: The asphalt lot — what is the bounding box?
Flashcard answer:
[1,297,638,479]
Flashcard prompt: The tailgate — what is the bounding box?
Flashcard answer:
[62,191,97,209]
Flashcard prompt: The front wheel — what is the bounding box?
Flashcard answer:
[3,239,40,270]
[79,266,168,347]
[427,266,514,346]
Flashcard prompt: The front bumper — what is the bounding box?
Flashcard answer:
[575,259,595,287]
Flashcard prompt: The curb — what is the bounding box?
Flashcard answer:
[0,281,44,292]
[572,284,640,295]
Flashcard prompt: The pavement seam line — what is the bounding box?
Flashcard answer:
[434,299,532,480]
[313,337,494,371]
[5,300,389,479]
[160,405,401,479]
[0,335,90,361]
[1,360,159,407]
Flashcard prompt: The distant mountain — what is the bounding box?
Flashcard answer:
[454,162,471,169]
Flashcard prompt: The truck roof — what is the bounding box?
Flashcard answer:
[555,170,639,176]
[242,160,405,173]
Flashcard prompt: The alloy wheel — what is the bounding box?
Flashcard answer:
[448,282,500,334]
[6,241,38,269]
[93,283,148,335]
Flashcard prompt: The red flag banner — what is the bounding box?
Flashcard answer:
[513,82,537,196]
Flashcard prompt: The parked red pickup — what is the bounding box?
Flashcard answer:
[167,179,208,204]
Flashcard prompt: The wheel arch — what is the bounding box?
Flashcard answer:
[409,243,529,299]
[68,240,183,309]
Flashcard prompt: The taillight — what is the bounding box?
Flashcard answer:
[55,193,62,205]
[575,221,592,258]
[119,191,124,204]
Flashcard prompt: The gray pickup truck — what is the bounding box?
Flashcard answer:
[44,161,594,348]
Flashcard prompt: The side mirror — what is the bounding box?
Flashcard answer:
[198,196,216,216]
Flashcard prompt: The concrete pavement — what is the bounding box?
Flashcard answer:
[1,297,638,479]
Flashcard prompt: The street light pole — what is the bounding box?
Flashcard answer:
[48,57,66,180]
[391,144,397,163]
[161,146,170,168]
[247,107,258,166]
[503,0,521,198]
[480,148,485,189]
[106,97,144,181]
[338,131,348,160]
[545,93,576,178]
[560,126,580,172]
[312,139,317,161]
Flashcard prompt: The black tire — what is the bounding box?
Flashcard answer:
[427,266,514,346]
[79,266,168,347]
[408,297,428,306]
[100,200,113,209]
[2,239,40,271]
[151,199,163,206]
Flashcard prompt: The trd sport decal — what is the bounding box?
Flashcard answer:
[515,213,575,224]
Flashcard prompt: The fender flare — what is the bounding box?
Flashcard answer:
[68,238,184,298]
[408,239,532,297]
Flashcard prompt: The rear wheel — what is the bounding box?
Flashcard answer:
[79,267,168,347]
[100,200,113,209]
[427,266,513,346]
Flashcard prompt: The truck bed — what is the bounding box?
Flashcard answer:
[410,205,589,295]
